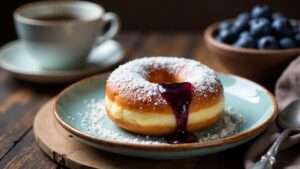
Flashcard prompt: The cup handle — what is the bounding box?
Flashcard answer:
[96,12,121,45]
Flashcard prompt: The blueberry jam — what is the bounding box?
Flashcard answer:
[158,82,198,144]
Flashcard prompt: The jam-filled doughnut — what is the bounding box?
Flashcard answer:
[105,57,224,136]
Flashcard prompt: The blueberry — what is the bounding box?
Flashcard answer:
[279,37,296,49]
[216,29,237,44]
[258,36,279,49]
[237,12,251,23]
[218,21,232,30]
[240,31,252,38]
[232,13,251,33]
[251,5,272,19]
[294,33,300,46]
[249,18,272,38]
[290,20,300,33]
[272,18,294,37]
[272,12,287,20]
[231,19,249,34]
[234,36,256,48]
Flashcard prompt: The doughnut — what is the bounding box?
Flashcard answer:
[105,57,224,136]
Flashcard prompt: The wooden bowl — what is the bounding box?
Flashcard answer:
[204,21,300,83]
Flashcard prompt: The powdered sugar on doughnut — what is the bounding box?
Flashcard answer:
[107,57,220,105]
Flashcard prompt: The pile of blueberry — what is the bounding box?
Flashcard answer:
[215,5,300,49]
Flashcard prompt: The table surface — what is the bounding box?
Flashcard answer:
[0,31,296,169]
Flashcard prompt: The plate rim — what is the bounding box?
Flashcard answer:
[0,40,124,77]
[53,72,278,151]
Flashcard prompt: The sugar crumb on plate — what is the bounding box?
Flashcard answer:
[76,99,245,144]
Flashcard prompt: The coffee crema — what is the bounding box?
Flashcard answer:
[33,14,80,21]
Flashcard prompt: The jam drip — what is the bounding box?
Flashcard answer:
[158,82,197,144]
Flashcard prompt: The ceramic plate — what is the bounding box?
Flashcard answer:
[54,73,277,159]
[0,40,124,83]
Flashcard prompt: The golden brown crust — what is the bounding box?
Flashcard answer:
[106,107,224,136]
[106,81,224,114]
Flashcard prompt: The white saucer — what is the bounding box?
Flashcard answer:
[0,40,124,84]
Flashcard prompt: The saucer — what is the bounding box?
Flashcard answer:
[0,40,124,83]
[54,73,277,159]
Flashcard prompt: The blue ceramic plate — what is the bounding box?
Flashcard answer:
[54,73,277,159]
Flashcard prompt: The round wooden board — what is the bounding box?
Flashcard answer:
[33,99,211,169]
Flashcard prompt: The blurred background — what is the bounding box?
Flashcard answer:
[0,0,299,45]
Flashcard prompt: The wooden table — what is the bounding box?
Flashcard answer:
[0,31,292,169]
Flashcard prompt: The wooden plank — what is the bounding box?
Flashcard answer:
[0,71,21,103]
[115,31,142,61]
[130,31,197,59]
[0,92,49,159]
[0,130,58,169]
[0,88,34,113]
[125,31,228,73]
[0,73,68,159]
[116,31,142,53]
[191,34,229,73]
[0,70,8,80]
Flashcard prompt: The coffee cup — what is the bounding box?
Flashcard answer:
[14,1,120,70]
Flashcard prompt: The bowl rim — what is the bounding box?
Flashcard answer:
[53,71,278,152]
[204,19,300,55]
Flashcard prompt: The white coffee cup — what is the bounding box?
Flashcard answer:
[14,1,120,70]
